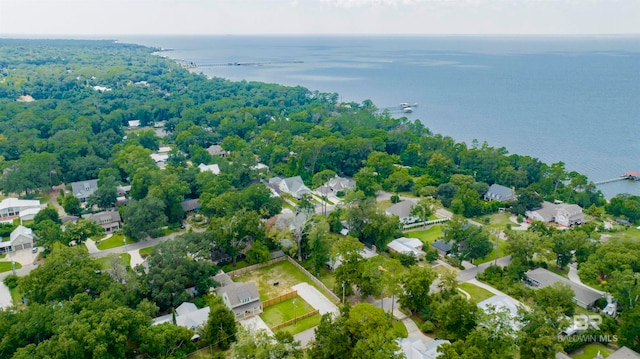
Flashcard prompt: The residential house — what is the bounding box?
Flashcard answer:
[116,185,131,204]
[152,302,210,339]
[18,207,41,223]
[213,272,262,319]
[327,246,378,270]
[198,163,221,175]
[206,145,229,157]
[398,338,450,359]
[525,201,584,227]
[127,120,140,128]
[387,237,426,260]
[608,347,640,359]
[477,295,523,331]
[0,225,34,253]
[385,199,418,225]
[525,268,602,308]
[83,211,121,233]
[0,198,41,223]
[314,175,356,197]
[150,153,169,164]
[484,184,516,202]
[431,239,452,257]
[180,199,201,213]
[251,163,270,172]
[267,176,312,199]
[71,179,99,203]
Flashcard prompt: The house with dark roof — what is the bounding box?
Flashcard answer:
[180,199,201,213]
[385,199,418,225]
[82,211,121,233]
[70,179,99,203]
[431,239,452,257]
[267,176,312,199]
[484,184,516,202]
[525,268,602,308]
[213,272,262,319]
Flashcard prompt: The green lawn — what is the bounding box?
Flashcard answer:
[260,297,315,327]
[406,225,443,245]
[0,262,22,273]
[139,246,154,258]
[9,286,22,306]
[459,282,495,303]
[221,260,250,272]
[277,314,322,336]
[570,343,614,358]
[94,253,131,270]
[475,212,515,228]
[609,226,640,240]
[96,234,135,250]
[376,199,393,211]
[474,238,507,265]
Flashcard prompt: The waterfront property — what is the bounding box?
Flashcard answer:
[484,183,516,202]
[525,201,584,227]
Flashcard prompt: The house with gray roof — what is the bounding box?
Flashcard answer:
[525,268,602,308]
[70,179,99,203]
[314,176,356,196]
[525,201,584,227]
[387,237,426,259]
[385,199,418,224]
[484,184,516,202]
[213,272,262,319]
[608,347,640,359]
[0,225,34,253]
[82,210,121,233]
[398,338,450,359]
[180,198,201,213]
[431,239,452,257]
[477,295,524,331]
[267,176,312,199]
[152,302,210,339]
[206,144,229,157]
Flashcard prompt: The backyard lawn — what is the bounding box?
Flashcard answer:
[260,297,320,335]
[459,282,495,303]
[406,225,443,245]
[570,343,614,358]
[0,262,22,273]
[96,234,135,250]
[234,260,336,302]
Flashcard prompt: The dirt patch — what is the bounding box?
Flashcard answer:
[234,261,312,301]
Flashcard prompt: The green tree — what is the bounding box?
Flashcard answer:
[535,283,575,316]
[231,328,302,359]
[245,240,270,264]
[33,204,61,225]
[435,294,479,340]
[122,196,168,240]
[398,266,437,315]
[63,219,104,246]
[202,295,237,350]
[518,307,567,359]
[140,323,195,359]
[61,192,82,216]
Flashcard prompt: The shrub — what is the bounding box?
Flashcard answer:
[421,321,435,333]
[517,215,524,223]
[425,249,438,262]
[391,195,400,203]
[3,274,19,289]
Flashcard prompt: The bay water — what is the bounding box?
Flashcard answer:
[120,35,640,198]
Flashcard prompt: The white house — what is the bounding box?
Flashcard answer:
[398,338,450,359]
[198,163,221,175]
[0,225,34,253]
[152,302,210,339]
[213,272,263,319]
[525,201,584,227]
[387,237,426,259]
[267,176,312,199]
[314,175,356,197]
[0,198,41,224]
[385,199,418,225]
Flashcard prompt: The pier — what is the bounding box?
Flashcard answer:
[594,171,640,185]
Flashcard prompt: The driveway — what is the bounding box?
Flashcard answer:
[0,281,12,309]
[457,256,512,282]
[291,282,339,315]
[239,315,274,336]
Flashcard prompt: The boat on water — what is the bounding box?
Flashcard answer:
[400,102,418,113]
[403,107,413,113]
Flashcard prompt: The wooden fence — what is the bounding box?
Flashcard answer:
[262,291,298,309]
[285,256,341,303]
[271,309,320,331]
[227,255,286,277]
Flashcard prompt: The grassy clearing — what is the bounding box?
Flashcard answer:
[376,199,393,211]
[139,246,154,258]
[475,212,515,227]
[0,262,22,273]
[406,225,443,245]
[474,238,508,265]
[570,343,614,359]
[94,253,131,270]
[96,234,135,250]
[459,282,495,303]
[9,286,22,305]
[609,226,640,240]
[277,314,322,335]
[260,297,315,327]
[392,320,409,338]
[221,260,250,273]
[234,260,335,302]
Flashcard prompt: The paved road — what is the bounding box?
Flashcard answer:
[456,255,512,282]
[568,263,603,294]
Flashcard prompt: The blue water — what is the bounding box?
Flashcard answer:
[119,35,640,198]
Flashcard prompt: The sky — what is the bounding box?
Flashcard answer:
[1,0,639,36]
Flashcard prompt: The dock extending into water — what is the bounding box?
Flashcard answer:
[594,171,640,185]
